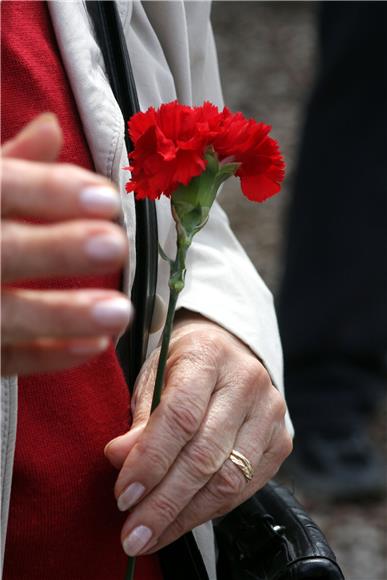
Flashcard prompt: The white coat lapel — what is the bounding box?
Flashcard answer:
[47,0,136,293]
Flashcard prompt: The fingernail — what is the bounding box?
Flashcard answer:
[69,337,110,355]
[92,298,132,329]
[84,233,126,262]
[80,186,121,215]
[117,483,145,511]
[123,526,153,556]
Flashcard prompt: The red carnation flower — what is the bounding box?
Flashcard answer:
[126,101,285,202]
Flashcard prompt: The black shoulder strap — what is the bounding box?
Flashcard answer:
[86,0,158,391]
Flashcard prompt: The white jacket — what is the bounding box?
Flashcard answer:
[0,2,292,577]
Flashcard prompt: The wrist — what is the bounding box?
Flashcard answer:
[172,309,257,361]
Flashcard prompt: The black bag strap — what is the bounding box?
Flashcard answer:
[86,0,158,391]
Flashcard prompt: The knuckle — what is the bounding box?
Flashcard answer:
[212,462,246,499]
[134,439,170,474]
[184,440,224,479]
[150,492,179,528]
[279,431,293,461]
[165,398,201,440]
[244,358,266,382]
[266,431,293,476]
[271,389,287,420]
[238,359,271,397]
[233,359,270,403]
[200,330,223,353]
[43,163,97,196]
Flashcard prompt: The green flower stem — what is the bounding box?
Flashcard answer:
[125,557,136,580]
[151,287,179,411]
[125,237,188,580]
[152,238,189,412]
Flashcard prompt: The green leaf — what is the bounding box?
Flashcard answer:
[170,152,239,247]
[158,243,173,264]
[171,153,219,240]
[215,162,240,189]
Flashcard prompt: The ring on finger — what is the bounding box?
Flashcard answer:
[228,449,254,481]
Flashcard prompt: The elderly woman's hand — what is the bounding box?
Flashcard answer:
[105,312,292,557]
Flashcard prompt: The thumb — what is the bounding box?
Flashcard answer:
[104,353,158,469]
[104,423,146,470]
[104,366,156,469]
[2,112,63,162]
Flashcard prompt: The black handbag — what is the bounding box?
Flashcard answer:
[85,3,345,580]
[215,481,344,580]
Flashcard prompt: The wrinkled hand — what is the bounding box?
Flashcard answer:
[105,312,292,557]
[1,114,132,376]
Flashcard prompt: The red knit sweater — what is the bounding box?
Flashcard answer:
[1,2,162,578]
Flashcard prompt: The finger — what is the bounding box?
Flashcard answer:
[149,421,292,553]
[193,387,289,518]
[118,385,247,556]
[2,289,133,344]
[1,336,111,376]
[113,344,219,503]
[2,113,63,162]
[1,220,128,283]
[104,424,146,470]
[1,158,121,220]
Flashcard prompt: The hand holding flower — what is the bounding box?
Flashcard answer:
[105,311,292,556]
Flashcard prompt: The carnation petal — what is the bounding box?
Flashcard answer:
[128,108,157,143]
[239,173,281,202]
[172,150,207,185]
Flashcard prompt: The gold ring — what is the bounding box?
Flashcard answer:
[229,449,254,481]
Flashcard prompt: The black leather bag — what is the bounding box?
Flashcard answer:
[86,3,345,579]
[215,481,344,580]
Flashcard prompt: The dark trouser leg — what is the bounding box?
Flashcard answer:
[278,2,387,440]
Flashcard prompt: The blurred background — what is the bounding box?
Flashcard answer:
[211,2,387,580]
